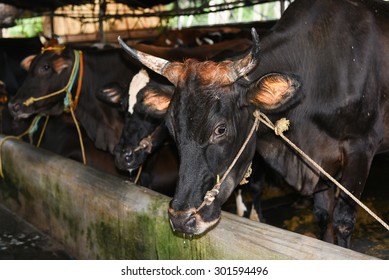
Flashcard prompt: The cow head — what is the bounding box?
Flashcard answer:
[99,70,174,173]
[119,29,301,235]
[8,42,74,120]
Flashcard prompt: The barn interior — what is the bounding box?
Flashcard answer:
[0,0,388,261]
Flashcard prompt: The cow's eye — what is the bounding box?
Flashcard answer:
[214,124,226,136]
[38,64,51,75]
[39,64,51,75]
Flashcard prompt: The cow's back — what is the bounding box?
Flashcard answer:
[245,0,389,193]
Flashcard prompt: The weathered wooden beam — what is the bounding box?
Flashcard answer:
[0,135,376,259]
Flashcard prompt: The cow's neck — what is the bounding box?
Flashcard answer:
[73,93,123,154]
[255,128,320,196]
[69,56,124,154]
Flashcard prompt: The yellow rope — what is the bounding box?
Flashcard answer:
[256,111,389,231]
[41,46,66,53]
[24,85,71,107]
[134,165,143,185]
[37,115,50,147]
[0,108,86,179]
[69,101,86,165]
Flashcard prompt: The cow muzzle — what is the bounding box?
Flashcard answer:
[8,101,33,120]
[114,146,138,171]
[168,207,220,235]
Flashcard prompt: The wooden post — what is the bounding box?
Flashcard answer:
[280,0,286,14]
[99,0,106,44]
[0,136,376,259]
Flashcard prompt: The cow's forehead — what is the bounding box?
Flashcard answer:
[170,61,242,116]
[169,59,235,88]
[31,51,58,67]
[175,81,235,120]
[171,81,239,143]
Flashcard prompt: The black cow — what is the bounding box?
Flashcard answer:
[105,70,176,172]
[119,0,389,248]
[106,69,265,219]
[0,37,126,177]
[7,40,141,154]
[98,76,178,196]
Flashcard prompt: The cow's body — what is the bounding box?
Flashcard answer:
[119,0,389,248]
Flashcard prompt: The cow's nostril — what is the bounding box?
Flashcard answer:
[185,216,196,230]
[10,102,20,113]
[123,150,133,162]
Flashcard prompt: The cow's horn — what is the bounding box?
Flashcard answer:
[230,28,260,82]
[118,36,172,80]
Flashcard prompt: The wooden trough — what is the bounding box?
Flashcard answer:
[0,135,376,259]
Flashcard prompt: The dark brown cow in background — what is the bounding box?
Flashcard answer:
[7,41,138,153]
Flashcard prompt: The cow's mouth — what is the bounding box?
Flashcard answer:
[168,207,221,235]
[12,111,33,120]
[114,149,142,172]
[8,102,34,120]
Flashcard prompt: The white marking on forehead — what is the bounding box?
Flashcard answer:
[128,69,150,113]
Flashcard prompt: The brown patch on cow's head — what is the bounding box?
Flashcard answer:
[163,59,235,87]
[248,73,301,110]
[52,57,71,74]
[143,89,171,113]
[196,60,235,86]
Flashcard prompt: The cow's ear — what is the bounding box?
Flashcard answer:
[142,87,173,116]
[52,57,71,74]
[39,33,48,46]
[20,55,36,71]
[248,73,301,110]
[97,83,124,106]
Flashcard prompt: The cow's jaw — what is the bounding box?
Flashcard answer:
[11,111,33,120]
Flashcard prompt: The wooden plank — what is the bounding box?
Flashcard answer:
[0,135,376,259]
[61,29,161,44]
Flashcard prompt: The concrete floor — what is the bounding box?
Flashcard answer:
[0,204,71,260]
